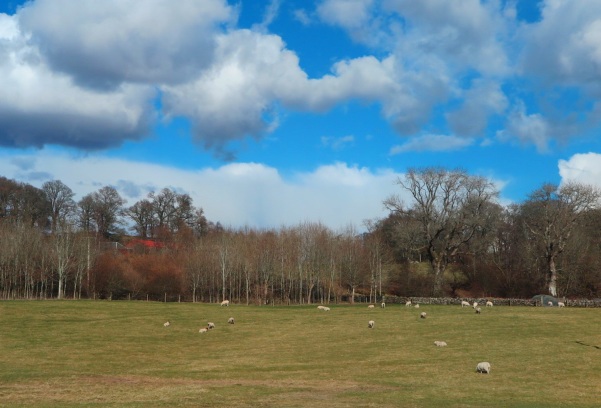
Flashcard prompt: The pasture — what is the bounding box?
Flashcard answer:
[0,300,599,407]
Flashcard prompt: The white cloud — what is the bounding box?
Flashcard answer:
[496,102,551,153]
[0,150,404,231]
[447,79,508,137]
[389,134,474,154]
[521,0,601,88]
[558,152,601,190]
[317,0,374,29]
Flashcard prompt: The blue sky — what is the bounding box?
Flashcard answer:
[1,0,601,231]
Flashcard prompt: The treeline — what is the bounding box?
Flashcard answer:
[1,169,600,302]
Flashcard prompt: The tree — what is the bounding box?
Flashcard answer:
[42,180,76,233]
[127,199,155,238]
[91,186,126,238]
[520,182,601,296]
[384,167,498,295]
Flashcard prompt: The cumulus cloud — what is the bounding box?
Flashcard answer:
[496,102,551,152]
[0,13,155,149]
[0,150,403,231]
[558,153,601,190]
[447,79,508,137]
[17,0,233,88]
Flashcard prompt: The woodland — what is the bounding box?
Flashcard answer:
[1,167,600,303]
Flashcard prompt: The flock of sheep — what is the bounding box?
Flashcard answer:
[163,299,235,335]
[162,297,569,375]
[363,299,497,373]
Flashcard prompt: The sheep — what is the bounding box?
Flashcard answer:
[434,341,447,347]
[473,302,478,309]
[414,304,420,309]
[486,301,493,307]
[163,321,170,327]
[207,322,215,330]
[420,312,427,319]
[405,300,412,307]
[199,328,208,333]
[476,362,491,374]
[323,307,330,311]
[220,300,230,307]
[461,301,471,308]
[475,307,482,314]
[317,305,326,310]
[558,302,565,307]
[381,302,386,308]
[368,304,375,309]
[368,320,375,329]
[548,301,553,307]
[228,317,235,324]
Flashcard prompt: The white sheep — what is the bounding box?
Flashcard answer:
[434,341,447,347]
[414,304,420,309]
[558,302,565,307]
[368,304,375,309]
[323,307,330,311]
[381,302,386,308]
[548,301,553,307]
[163,321,170,327]
[228,317,235,324]
[486,301,493,307]
[368,320,375,329]
[476,362,491,374]
[207,322,215,330]
[461,301,470,308]
[473,302,478,309]
[317,305,326,310]
[199,328,208,333]
[405,300,412,307]
[420,312,427,319]
[221,300,230,306]
[475,307,482,314]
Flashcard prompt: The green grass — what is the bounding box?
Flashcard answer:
[0,301,600,407]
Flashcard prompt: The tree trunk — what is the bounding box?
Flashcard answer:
[431,258,445,296]
[548,257,558,297]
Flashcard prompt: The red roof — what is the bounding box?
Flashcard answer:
[126,239,165,249]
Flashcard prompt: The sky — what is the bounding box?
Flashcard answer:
[1,0,601,232]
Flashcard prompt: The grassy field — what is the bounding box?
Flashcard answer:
[0,300,600,407]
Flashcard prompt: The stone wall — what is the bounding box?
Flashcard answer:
[376,295,601,307]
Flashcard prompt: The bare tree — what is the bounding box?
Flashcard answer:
[384,167,498,295]
[91,186,126,238]
[42,180,75,233]
[127,199,155,238]
[520,182,601,296]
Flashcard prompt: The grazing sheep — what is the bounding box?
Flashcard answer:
[486,301,493,307]
[461,301,471,308]
[548,301,553,307]
[420,312,427,319]
[317,305,326,310]
[221,300,230,306]
[368,304,375,309]
[207,322,215,330]
[414,304,420,309]
[163,321,170,327]
[476,362,491,374]
[199,328,208,333]
[434,341,447,347]
[381,302,386,308]
[473,302,478,309]
[323,307,330,311]
[368,320,375,329]
[475,307,482,314]
[228,317,235,324]
[405,300,412,307]
[558,302,565,307]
